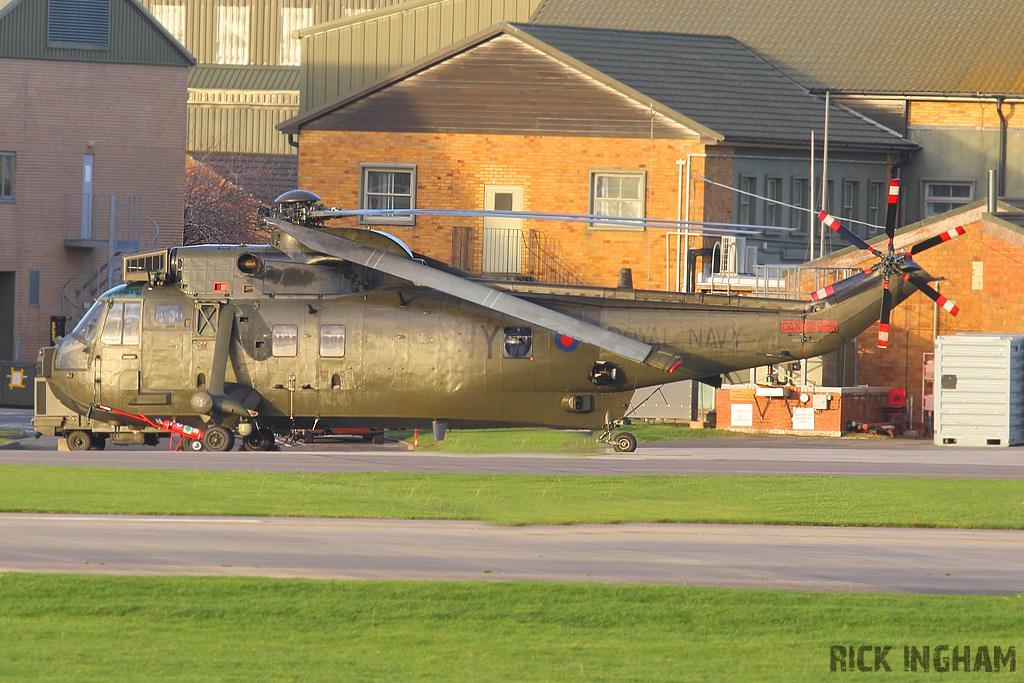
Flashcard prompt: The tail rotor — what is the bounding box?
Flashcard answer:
[815,178,964,348]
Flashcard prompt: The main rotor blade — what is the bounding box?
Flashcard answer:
[901,272,960,316]
[908,225,966,256]
[878,280,892,348]
[884,179,900,252]
[268,218,682,370]
[817,211,883,257]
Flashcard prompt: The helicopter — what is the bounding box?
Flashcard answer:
[33,181,962,452]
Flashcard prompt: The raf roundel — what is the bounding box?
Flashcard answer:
[555,334,580,352]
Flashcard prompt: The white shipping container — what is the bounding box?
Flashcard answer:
[933,333,1024,447]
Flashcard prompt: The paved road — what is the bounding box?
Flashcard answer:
[3,435,1023,478]
[1,514,1021,594]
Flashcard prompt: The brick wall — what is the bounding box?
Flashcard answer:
[716,385,893,436]
[908,100,1024,129]
[0,58,188,359]
[298,130,729,289]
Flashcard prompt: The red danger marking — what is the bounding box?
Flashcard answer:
[781,320,839,333]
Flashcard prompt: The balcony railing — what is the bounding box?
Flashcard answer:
[451,227,583,286]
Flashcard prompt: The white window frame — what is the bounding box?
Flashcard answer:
[216,4,250,65]
[738,176,756,225]
[765,177,782,227]
[319,325,346,358]
[867,181,883,227]
[842,180,859,222]
[359,164,416,226]
[790,178,808,233]
[589,170,646,231]
[924,181,973,218]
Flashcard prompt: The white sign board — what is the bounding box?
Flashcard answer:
[792,406,815,430]
[731,403,754,427]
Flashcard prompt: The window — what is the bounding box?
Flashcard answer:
[150,3,186,45]
[153,304,183,325]
[28,270,39,307]
[790,179,808,233]
[842,181,859,221]
[503,327,532,359]
[279,7,313,65]
[867,181,884,227]
[272,324,298,357]
[100,302,141,346]
[765,177,782,227]
[925,182,973,218]
[738,176,756,224]
[0,153,13,200]
[216,4,250,65]
[590,171,645,230]
[359,164,416,225]
[48,0,109,47]
[319,325,346,358]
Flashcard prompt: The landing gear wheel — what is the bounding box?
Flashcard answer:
[187,438,204,451]
[371,432,387,445]
[89,436,107,451]
[66,430,92,451]
[202,426,235,452]
[242,428,276,451]
[612,432,638,453]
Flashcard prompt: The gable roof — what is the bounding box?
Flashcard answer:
[532,0,1024,96]
[0,0,194,66]
[283,22,913,152]
[512,24,912,150]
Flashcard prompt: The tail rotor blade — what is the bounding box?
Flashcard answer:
[809,269,871,302]
[877,280,892,348]
[902,272,960,316]
[909,225,966,256]
[817,211,882,256]
[884,179,900,252]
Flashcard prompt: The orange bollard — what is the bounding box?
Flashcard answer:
[413,428,418,447]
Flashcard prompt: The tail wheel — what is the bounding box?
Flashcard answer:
[66,430,92,451]
[202,426,235,452]
[612,432,637,453]
[187,438,204,451]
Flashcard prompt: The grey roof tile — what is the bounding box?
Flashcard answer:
[514,23,913,150]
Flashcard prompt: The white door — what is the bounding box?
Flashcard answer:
[482,185,523,275]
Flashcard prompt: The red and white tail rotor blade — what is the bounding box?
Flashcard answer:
[884,179,900,251]
[901,272,960,316]
[877,279,893,348]
[908,225,966,256]
[817,211,882,257]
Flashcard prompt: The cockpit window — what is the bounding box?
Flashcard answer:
[71,299,105,344]
[100,302,141,346]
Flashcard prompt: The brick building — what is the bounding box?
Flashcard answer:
[281,23,910,289]
[0,0,194,362]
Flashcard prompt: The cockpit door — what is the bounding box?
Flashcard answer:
[94,300,142,405]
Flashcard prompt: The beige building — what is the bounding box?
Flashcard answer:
[0,0,194,362]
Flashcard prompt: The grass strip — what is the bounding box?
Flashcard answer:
[0,574,1020,681]
[387,425,731,453]
[1,466,1022,528]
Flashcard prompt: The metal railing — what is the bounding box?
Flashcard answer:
[450,227,583,285]
[60,195,160,320]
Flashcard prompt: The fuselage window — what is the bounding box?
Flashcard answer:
[100,302,141,346]
[503,326,532,359]
[319,325,346,358]
[153,304,183,325]
[272,324,298,357]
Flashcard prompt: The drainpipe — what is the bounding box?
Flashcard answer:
[996,97,1008,197]
[287,133,299,149]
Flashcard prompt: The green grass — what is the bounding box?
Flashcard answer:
[386,424,729,453]
[2,466,1023,528]
[0,574,1020,681]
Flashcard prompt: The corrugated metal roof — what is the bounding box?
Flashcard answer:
[511,24,912,150]
[532,0,1024,96]
[189,65,300,92]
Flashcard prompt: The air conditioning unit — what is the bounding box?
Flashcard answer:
[719,236,748,274]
